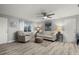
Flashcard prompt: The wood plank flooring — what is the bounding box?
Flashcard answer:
[0,40,79,55]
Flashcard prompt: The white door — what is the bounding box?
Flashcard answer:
[63,17,76,43]
[0,17,7,44]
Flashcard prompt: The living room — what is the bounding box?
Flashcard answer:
[0,4,79,55]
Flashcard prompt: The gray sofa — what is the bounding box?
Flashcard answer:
[37,31,56,41]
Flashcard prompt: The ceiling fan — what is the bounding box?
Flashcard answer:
[36,10,55,19]
[41,11,55,18]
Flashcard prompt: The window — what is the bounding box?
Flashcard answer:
[45,22,52,31]
[24,21,32,32]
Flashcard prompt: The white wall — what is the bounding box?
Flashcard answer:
[8,19,20,42]
[0,17,8,44]
[76,15,79,33]
[55,16,76,43]
[63,17,76,42]
[19,20,25,31]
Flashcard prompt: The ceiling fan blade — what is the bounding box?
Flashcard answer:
[47,13,55,17]
[47,16,52,18]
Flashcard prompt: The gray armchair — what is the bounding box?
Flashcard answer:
[16,31,33,43]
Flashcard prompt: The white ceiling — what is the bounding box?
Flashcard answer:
[0,4,79,21]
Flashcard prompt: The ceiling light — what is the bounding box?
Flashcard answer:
[43,16,47,19]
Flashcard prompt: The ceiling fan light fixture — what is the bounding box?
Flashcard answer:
[43,16,47,19]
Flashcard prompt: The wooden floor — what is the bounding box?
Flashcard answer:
[0,40,79,55]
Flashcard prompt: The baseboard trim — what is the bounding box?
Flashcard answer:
[7,40,15,43]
